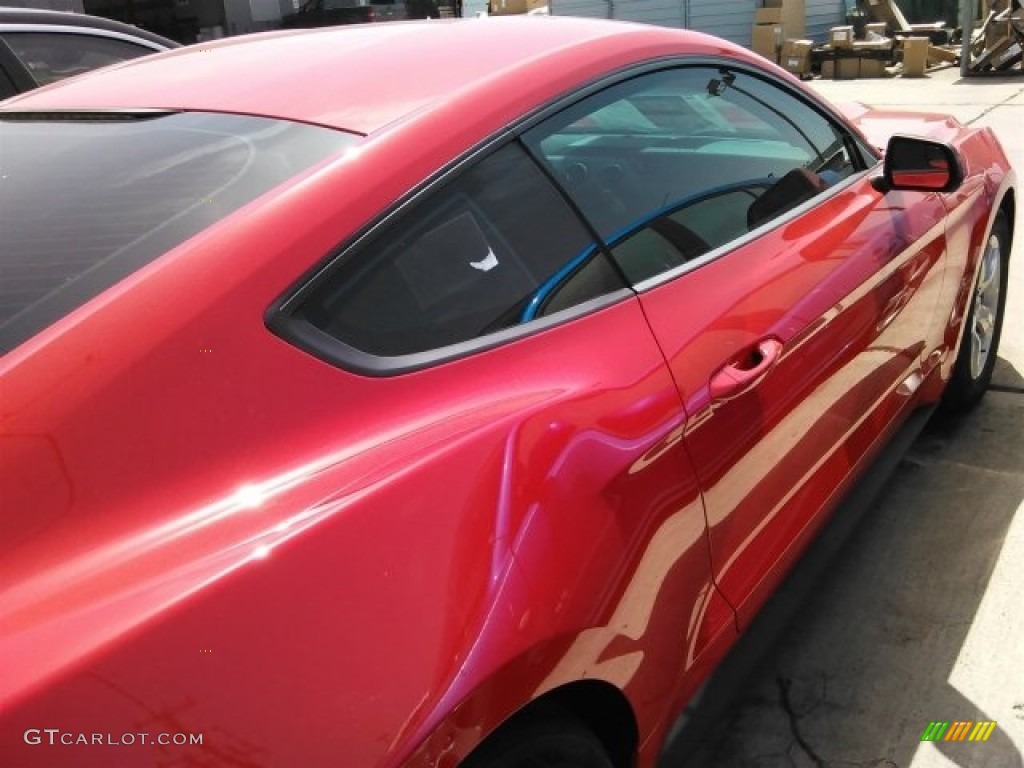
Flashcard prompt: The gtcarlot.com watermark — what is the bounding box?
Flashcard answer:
[24,729,203,747]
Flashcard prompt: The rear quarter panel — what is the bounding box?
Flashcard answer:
[0,147,732,767]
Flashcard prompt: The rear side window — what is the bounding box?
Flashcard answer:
[0,32,157,86]
[0,112,357,353]
[297,142,625,359]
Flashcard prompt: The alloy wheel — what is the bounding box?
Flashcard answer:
[970,232,1003,380]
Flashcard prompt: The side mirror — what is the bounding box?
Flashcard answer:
[876,134,964,193]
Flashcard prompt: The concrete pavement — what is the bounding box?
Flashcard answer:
[680,70,1024,768]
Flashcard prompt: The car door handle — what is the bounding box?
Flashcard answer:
[709,337,783,401]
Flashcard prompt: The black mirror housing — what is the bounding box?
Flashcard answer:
[880,134,965,194]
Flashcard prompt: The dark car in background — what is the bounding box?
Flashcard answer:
[0,6,176,98]
[281,0,454,28]
[281,0,379,27]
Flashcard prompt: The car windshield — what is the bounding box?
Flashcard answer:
[0,111,359,353]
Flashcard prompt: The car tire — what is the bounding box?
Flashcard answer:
[942,210,1011,412]
[460,708,616,768]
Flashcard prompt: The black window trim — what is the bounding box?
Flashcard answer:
[266,54,879,377]
[277,286,635,376]
[265,132,634,377]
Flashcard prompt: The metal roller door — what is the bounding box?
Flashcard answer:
[806,0,845,40]
[688,0,756,44]
[550,0,762,47]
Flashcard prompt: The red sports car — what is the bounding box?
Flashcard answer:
[0,17,1015,768]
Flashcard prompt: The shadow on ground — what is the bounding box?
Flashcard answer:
[994,357,1024,392]
[955,74,1024,85]
[671,360,1024,768]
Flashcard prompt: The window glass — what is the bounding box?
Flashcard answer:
[0,63,15,99]
[0,112,356,353]
[1,32,156,85]
[523,67,860,284]
[299,143,623,358]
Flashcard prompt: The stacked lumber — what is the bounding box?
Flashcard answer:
[861,0,965,74]
[966,0,1024,73]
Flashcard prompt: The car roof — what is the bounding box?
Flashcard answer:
[0,17,752,136]
[0,6,178,48]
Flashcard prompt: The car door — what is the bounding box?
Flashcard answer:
[523,63,949,627]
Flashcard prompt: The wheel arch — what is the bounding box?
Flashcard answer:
[936,170,1015,374]
[999,186,1015,245]
[460,679,639,768]
[398,637,645,768]
[527,680,639,768]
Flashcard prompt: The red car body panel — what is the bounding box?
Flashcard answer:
[2,288,728,766]
[0,17,1015,768]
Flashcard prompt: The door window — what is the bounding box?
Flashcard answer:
[298,142,624,358]
[523,67,862,284]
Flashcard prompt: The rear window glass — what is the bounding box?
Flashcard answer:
[297,142,623,359]
[0,112,358,353]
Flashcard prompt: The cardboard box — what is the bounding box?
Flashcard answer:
[751,24,783,61]
[858,57,888,77]
[927,44,959,64]
[755,7,783,24]
[829,25,854,48]
[853,38,893,53]
[902,36,929,76]
[489,0,529,14]
[764,0,806,39]
[986,20,1010,51]
[837,58,860,78]
[780,39,814,75]
[822,57,860,79]
[866,22,888,36]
